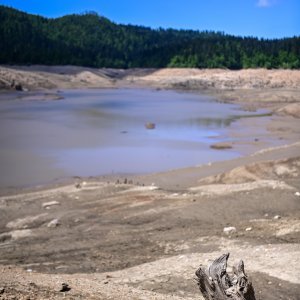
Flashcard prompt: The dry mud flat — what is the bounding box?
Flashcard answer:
[0,149,300,299]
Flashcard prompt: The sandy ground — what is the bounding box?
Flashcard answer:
[0,66,300,299]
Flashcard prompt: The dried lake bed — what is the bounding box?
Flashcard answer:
[0,68,300,299]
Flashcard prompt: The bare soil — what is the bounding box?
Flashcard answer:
[0,66,300,299]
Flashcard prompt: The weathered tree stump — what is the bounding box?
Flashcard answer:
[195,253,256,300]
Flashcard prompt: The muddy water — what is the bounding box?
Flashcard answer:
[0,88,265,187]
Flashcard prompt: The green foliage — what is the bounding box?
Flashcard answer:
[0,6,299,69]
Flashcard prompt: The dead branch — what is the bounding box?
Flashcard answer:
[195,253,256,300]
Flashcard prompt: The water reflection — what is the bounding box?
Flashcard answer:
[185,117,233,127]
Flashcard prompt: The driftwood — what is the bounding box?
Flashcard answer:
[195,253,256,300]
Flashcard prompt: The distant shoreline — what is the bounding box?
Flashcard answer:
[1,65,300,114]
[1,65,300,96]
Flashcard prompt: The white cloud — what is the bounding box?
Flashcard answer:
[257,0,272,7]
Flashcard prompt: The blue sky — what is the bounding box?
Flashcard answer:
[0,0,299,38]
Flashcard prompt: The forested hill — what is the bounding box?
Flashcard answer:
[0,5,299,69]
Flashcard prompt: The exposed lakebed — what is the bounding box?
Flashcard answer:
[0,88,271,187]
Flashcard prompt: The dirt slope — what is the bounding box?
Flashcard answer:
[0,66,114,90]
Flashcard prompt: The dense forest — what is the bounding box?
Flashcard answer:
[0,5,299,69]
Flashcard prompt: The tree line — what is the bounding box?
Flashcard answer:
[0,5,299,69]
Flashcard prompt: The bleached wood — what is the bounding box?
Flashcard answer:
[195,253,256,300]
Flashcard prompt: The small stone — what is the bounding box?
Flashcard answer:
[145,122,156,129]
[42,201,60,208]
[264,213,269,217]
[245,227,252,232]
[273,215,281,220]
[223,226,237,235]
[268,281,272,285]
[47,219,60,228]
[29,282,37,287]
[210,142,233,150]
[0,233,12,243]
[295,192,300,197]
[27,269,33,272]
[60,283,71,292]
[15,83,23,91]
[0,287,5,294]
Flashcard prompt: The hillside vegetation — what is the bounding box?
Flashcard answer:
[0,5,299,69]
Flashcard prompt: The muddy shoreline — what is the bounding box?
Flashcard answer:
[0,66,299,299]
